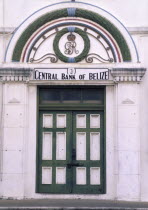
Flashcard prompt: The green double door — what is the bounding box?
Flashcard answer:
[37,110,105,194]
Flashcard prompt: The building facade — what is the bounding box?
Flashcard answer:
[0,0,148,201]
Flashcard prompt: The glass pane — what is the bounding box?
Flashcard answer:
[39,88,104,104]
[40,89,61,103]
[82,89,104,104]
[62,89,81,103]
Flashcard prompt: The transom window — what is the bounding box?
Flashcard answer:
[39,87,104,104]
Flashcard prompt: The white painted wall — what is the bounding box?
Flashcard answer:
[116,83,140,200]
[139,36,148,201]
[0,0,148,28]
[0,83,28,198]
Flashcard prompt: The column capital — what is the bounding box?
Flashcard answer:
[110,68,146,83]
[0,68,32,82]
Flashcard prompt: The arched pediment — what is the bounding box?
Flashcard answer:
[5,1,139,64]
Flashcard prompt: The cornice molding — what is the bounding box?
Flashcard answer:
[0,67,146,83]
[0,68,32,82]
[110,68,146,82]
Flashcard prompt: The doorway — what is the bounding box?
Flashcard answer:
[37,87,106,194]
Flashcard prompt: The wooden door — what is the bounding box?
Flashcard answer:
[37,110,105,194]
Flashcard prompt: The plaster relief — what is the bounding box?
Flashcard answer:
[8,98,20,104]
[5,84,25,104]
[118,84,138,105]
[122,98,135,104]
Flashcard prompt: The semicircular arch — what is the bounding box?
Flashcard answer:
[5,1,139,63]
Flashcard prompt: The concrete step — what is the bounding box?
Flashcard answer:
[0,199,147,210]
[0,208,147,210]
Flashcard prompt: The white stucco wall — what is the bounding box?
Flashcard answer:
[0,83,27,198]
[116,83,140,200]
[0,0,148,28]
[139,36,148,201]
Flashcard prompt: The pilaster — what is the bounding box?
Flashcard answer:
[111,69,142,200]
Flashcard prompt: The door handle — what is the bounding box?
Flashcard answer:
[67,163,84,169]
[72,148,76,160]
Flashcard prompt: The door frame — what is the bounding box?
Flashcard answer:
[36,85,106,194]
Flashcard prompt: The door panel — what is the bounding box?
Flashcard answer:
[38,111,72,193]
[72,111,104,194]
[37,110,104,194]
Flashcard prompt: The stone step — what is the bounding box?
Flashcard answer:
[0,199,147,210]
[0,207,147,210]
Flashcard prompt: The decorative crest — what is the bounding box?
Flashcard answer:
[65,33,79,55]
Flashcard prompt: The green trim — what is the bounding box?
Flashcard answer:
[12,8,131,62]
[103,86,106,193]
[53,27,90,63]
[39,106,104,111]
[12,9,68,61]
[36,87,40,193]
[75,9,131,61]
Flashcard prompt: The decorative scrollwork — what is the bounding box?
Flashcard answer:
[85,53,114,63]
[30,54,58,63]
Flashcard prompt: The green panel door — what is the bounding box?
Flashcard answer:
[37,110,105,194]
[71,111,104,194]
[37,111,72,193]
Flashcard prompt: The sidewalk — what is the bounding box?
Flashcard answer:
[0,199,148,210]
